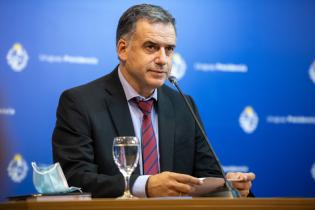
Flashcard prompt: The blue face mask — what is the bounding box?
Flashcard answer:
[31,162,81,194]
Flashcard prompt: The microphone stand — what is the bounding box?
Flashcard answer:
[168,76,241,198]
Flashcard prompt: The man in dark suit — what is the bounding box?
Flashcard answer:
[52,4,255,198]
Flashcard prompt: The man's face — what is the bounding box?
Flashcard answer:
[117,19,176,97]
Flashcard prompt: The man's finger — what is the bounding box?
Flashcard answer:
[227,172,255,182]
[245,172,256,181]
[238,172,256,181]
[171,181,193,194]
[226,172,244,181]
[232,181,252,190]
[169,189,180,196]
[170,173,201,185]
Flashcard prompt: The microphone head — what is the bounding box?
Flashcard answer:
[168,75,177,84]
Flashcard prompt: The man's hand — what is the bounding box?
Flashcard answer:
[226,172,256,197]
[146,171,202,197]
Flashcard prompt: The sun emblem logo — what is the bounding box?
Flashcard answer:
[309,60,315,84]
[7,154,29,183]
[239,106,259,134]
[170,53,187,80]
[6,43,29,72]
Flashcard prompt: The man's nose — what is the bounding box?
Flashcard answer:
[155,48,167,65]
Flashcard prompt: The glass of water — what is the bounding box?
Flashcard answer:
[112,136,139,199]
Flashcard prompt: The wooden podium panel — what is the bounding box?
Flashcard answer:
[1,198,315,210]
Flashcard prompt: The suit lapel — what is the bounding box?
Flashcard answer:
[103,69,140,174]
[104,69,135,137]
[157,87,175,172]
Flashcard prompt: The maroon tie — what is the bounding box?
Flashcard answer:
[133,99,159,175]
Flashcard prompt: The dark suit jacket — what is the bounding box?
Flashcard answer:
[52,68,222,197]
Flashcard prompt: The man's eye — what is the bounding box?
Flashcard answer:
[146,45,158,51]
[167,46,174,52]
[166,46,175,55]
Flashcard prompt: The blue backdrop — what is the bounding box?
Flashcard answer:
[1,0,315,200]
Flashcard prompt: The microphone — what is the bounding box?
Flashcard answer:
[168,75,241,198]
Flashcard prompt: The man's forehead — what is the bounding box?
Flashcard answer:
[133,19,176,44]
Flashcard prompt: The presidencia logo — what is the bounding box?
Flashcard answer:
[170,53,187,80]
[6,43,29,72]
[7,153,29,183]
[239,106,259,134]
[309,60,315,84]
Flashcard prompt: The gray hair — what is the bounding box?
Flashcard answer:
[116,4,176,44]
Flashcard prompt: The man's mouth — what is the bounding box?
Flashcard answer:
[149,69,167,74]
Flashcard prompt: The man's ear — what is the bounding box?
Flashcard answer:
[117,39,128,61]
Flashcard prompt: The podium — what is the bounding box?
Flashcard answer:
[1,198,315,210]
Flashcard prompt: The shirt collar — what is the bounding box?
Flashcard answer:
[118,67,158,102]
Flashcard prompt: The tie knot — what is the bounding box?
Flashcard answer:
[132,98,155,116]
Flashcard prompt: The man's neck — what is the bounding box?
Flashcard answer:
[118,66,157,100]
[119,65,155,98]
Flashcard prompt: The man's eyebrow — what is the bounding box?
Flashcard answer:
[143,40,176,48]
[143,41,158,46]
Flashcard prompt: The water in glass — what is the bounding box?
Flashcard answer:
[113,136,139,199]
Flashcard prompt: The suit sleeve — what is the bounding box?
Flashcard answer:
[52,90,126,198]
[187,96,224,178]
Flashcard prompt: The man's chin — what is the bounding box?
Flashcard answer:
[148,78,166,89]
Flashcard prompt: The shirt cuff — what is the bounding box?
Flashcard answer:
[132,175,150,198]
